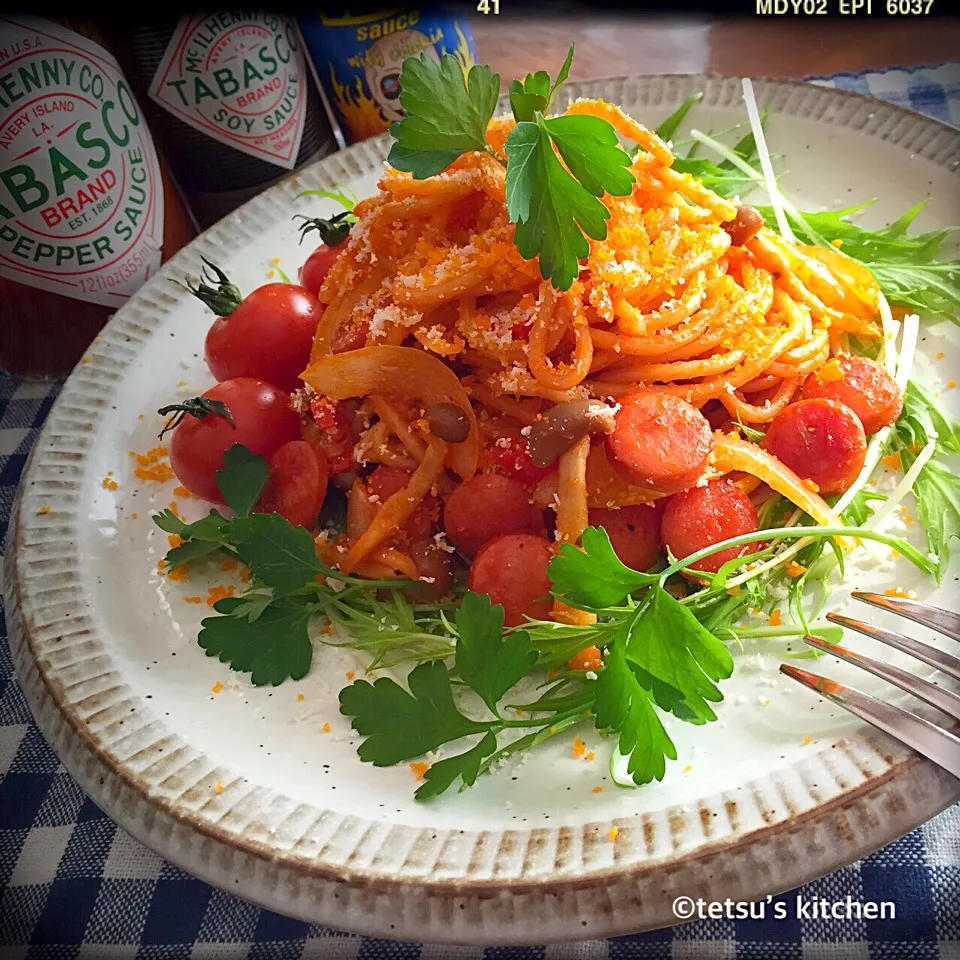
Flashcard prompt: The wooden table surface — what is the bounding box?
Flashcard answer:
[470,15,960,83]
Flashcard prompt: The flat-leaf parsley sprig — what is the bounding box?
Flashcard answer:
[387,45,636,290]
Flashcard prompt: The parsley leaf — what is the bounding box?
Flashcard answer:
[508,44,574,122]
[624,586,734,724]
[454,592,537,715]
[841,489,886,527]
[198,597,313,686]
[216,444,269,517]
[415,731,498,800]
[592,631,676,785]
[165,539,222,569]
[387,54,500,179]
[230,513,322,595]
[339,660,491,765]
[549,526,657,609]
[506,114,634,290]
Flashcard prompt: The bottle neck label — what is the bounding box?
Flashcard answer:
[148,12,309,170]
[0,16,165,308]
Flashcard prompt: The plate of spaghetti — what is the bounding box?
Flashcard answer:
[6,53,960,943]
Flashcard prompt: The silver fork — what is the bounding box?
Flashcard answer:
[779,592,960,778]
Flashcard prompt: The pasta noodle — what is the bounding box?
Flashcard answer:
[299,97,886,590]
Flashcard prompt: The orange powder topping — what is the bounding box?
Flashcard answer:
[785,562,806,578]
[566,645,602,672]
[212,682,223,694]
[409,762,430,781]
[220,558,238,572]
[608,827,619,841]
[168,534,184,548]
[881,452,901,471]
[585,752,595,762]
[102,476,118,491]
[38,505,51,515]
[572,737,587,758]
[346,671,355,680]
[173,485,195,499]
[296,693,305,702]
[816,358,845,383]
[131,446,175,483]
[239,568,250,584]
[884,587,911,598]
[592,786,603,794]
[184,596,203,604]
[803,736,812,745]
[769,609,783,627]
[207,585,235,606]
[321,722,331,733]
[215,782,224,794]
[167,566,190,582]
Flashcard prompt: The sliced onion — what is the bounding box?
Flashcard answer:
[712,432,844,530]
[302,346,479,478]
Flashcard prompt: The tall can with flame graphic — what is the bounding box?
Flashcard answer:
[298,7,478,145]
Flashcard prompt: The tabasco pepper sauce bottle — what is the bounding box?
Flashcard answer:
[0,16,196,375]
[112,13,338,228]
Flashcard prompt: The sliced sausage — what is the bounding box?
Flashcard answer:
[367,465,437,539]
[588,502,664,572]
[800,355,903,436]
[257,440,329,529]
[763,398,867,496]
[443,473,545,557]
[660,478,762,575]
[606,391,714,495]
[467,533,555,627]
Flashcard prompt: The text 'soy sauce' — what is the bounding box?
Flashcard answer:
[112,12,338,227]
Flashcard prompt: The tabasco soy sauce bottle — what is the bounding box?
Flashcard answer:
[0,16,196,375]
[112,13,338,228]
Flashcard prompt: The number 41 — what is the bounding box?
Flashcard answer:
[477,0,500,13]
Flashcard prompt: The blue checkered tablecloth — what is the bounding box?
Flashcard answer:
[1,62,959,959]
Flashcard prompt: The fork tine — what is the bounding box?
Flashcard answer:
[826,613,960,683]
[803,636,960,722]
[851,592,960,643]
[779,664,960,779]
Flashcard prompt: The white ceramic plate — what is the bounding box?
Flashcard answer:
[6,75,960,945]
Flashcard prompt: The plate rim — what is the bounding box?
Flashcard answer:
[6,72,960,941]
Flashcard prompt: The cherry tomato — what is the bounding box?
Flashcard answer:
[467,533,555,627]
[204,282,319,392]
[443,473,545,557]
[800,355,903,435]
[660,479,763,575]
[480,436,553,486]
[763,398,867,496]
[256,440,329,529]
[167,378,300,504]
[299,244,341,297]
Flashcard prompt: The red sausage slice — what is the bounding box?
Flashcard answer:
[367,466,437,539]
[606,392,714,495]
[763,398,867,496]
[467,533,555,627]
[589,502,664,571]
[660,479,762,574]
[800,355,903,435]
[443,473,545,557]
[257,440,329,529]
